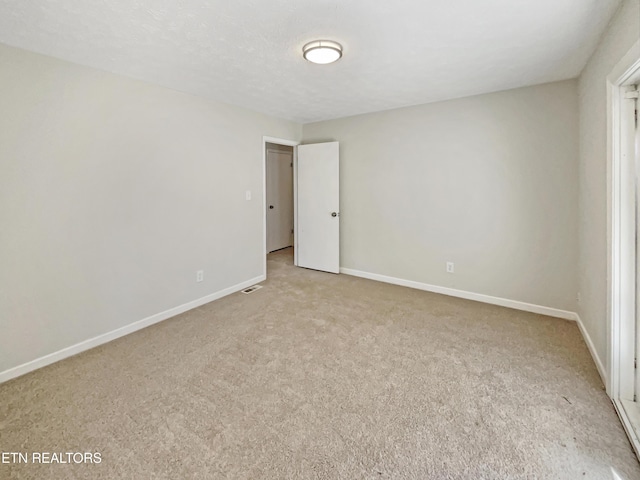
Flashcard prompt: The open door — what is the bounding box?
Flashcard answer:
[297,142,340,273]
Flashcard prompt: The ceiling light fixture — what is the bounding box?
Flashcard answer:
[302,40,343,64]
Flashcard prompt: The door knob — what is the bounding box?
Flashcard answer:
[269,205,274,209]
[331,212,339,217]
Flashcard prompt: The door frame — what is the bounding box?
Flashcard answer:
[607,40,640,454]
[262,136,300,277]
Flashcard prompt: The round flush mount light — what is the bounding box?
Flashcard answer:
[302,40,343,64]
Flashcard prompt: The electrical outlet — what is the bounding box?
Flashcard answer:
[446,262,454,274]
[196,270,204,282]
[245,190,252,201]
[577,292,581,304]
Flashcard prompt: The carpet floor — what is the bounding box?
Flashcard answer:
[1,248,639,479]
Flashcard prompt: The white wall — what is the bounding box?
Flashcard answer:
[303,80,579,312]
[577,0,640,369]
[0,44,301,375]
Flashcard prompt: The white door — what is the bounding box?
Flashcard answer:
[266,149,293,253]
[297,142,340,273]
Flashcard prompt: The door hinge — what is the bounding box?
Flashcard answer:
[626,87,639,127]
[635,357,637,369]
[291,162,293,167]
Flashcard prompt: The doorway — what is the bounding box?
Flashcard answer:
[608,46,640,456]
[261,136,341,279]
[262,136,300,278]
[265,143,294,254]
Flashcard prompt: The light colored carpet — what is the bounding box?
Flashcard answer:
[1,247,639,479]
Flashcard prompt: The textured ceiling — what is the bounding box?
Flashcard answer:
[0,0,623,123]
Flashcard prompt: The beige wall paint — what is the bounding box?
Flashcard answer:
[303,80,579,312]
[577,0,640,369]
[0,44,301,373]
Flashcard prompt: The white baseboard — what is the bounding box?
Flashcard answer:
[340,267,577,321]
[575,313,607,386]
[0,275,266,384]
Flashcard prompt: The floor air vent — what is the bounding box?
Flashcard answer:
[241,285,263,294]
